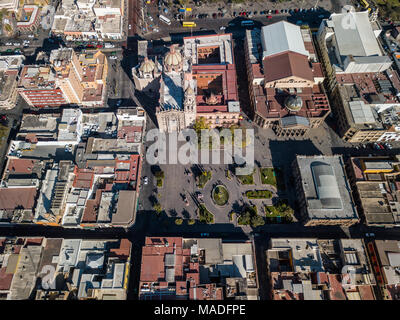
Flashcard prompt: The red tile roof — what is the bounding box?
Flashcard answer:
[0,267,13,290]
[0,187,37,210]
[73,167,94,189]
[7,159,38,175]
[263,51,314,84]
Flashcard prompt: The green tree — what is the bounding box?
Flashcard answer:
[153,202,162,214]
[193,117,210,133]
[251,215,265,227]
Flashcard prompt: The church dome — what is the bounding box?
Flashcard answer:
[139,57,155,73]
[165,46,182,67]
[285,95,303,112]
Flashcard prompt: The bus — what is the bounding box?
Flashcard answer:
[182,21,196,27]
[360,0,369,8]
[159,14,171,25]
[241,20,254,27]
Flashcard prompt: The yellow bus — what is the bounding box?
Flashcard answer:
[361,0,369,8]
[182,21,196,27]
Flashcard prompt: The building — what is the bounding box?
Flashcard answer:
[317,9,400,142]
[367,240,400,300]
[347,155,400,226]
[16,5,41,33]
[292,155,359,226]
[245,22,330,136]
[51,0,125,41]
[0,0,19,11]
[17,65,67,108]
[0,236,132,300]
[139,237,259,300]
[4,106,145,228]
[0,55,25,110]
[151,34,240,133]
[50,48,108,107]
[266,238,376,300]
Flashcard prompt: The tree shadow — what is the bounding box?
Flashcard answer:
[182,209,190,219]
[169,209,178,217]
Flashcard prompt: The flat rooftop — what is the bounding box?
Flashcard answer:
[296,155,358,221]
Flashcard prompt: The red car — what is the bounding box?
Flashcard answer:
[96,44,103,48]
[275,9,279,14]
[267,15,272,19]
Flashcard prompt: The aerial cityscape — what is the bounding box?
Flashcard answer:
[0,0,400,305]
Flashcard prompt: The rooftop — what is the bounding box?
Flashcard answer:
[296,155,358,221]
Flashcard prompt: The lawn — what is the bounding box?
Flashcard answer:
[198,204,214,224]
[197,170,212,189]
[264,199,293,223]
[245,190,272,199]
[237,170,254,185]
[212,185,229,206]
[260,167,286,191]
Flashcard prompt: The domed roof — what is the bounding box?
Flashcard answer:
[165,46,182,67]
[139,57,155,73]
[285,95,303,112]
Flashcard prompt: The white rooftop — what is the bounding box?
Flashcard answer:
[329,11,381,57]
[261,21,309,59]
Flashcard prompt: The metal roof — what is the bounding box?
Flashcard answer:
[349,100,376,124]
[261,21,309,59]
[165,253,176,267]
[165,267,175,283]
[311,161,343,210]
[329,11,381,57]
[280,115,310,128]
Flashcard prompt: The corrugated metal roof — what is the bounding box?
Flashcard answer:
[330,11,381,57]
[261,21,309,59]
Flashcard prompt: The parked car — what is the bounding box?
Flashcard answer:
[143,176,149,185]
[267,15,272,19]
[220,26,226,30]
[109,55,117,60]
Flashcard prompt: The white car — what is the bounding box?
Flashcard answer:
[28,34,34,38]
[109,55,117,60]
[5,42,12,46]
[13,43,20,46]
[149,16,154,21]
[128,24,132,30]
[220,26,226,30]
[143,176,149,185]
